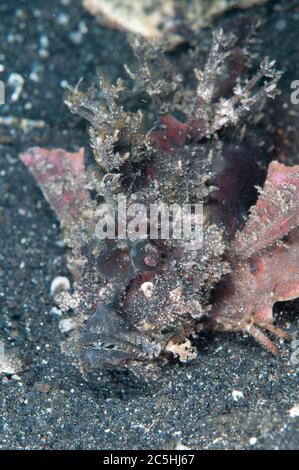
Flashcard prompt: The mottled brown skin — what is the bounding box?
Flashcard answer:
[20,32,292,379]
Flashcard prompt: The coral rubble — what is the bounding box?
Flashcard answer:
[83,0,267,47]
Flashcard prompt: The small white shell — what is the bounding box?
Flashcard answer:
[50,276,71,296]
[140,281,154,299]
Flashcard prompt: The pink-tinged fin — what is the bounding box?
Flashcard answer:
[212,230,299,327]
[233,161,299,258]
[210,162,299,353]
[20,147,90,226]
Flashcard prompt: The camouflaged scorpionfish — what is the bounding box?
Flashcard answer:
[22,30,296,379]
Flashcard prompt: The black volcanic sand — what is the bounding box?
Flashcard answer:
[0,0,298,450]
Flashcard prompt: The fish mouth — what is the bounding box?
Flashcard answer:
[78,302,162,371]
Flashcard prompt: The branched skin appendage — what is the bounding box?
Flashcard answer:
[23,31,283,379]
